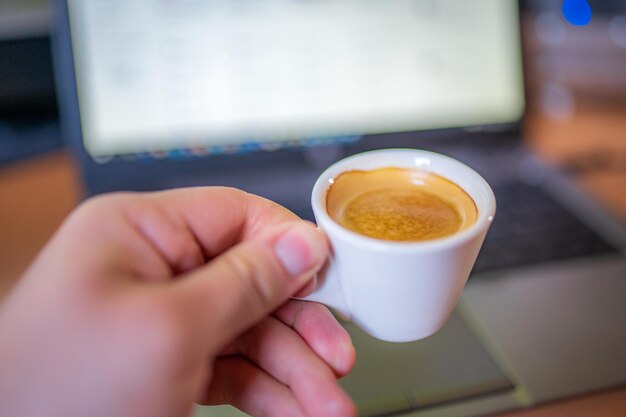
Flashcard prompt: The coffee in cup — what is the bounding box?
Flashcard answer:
[299,149,496,342]
[325,167,477,241]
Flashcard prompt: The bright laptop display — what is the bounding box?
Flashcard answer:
[66,0,524,158]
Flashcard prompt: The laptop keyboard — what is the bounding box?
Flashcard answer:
[471,180,619,275]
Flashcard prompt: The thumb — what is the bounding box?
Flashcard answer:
[177,221,328,348]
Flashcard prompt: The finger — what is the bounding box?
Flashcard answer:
[201,356,307,417]
[274,300,355,377]
[59,192,206,282]
[142,187,302,258]
[292,232,331,299]
[291,277,318,299]
[174,221,328,349]
[63,187,303,281]
[234,316,356,417]
[55,194,175,282]
[122,200,205,275]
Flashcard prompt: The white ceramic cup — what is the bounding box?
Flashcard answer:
[301,149,496,343]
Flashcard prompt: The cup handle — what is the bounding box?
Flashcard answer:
[295,259,351,319]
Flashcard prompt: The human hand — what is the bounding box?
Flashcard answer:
[0,187,356,417]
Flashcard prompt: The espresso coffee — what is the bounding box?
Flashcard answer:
[326,167,477,241]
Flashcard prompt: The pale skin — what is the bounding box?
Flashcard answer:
[0,187,356,417]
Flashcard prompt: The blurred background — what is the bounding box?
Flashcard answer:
[1,1,625,416]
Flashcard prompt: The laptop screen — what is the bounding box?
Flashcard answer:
[67,0,524,158]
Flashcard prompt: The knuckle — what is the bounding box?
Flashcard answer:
[71,192,135,224]
[82,192,134,213]
[184,247,205,271]
[160,228,202,270]
[175,235,204,265]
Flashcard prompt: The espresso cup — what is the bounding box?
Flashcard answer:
[301,149,496,342]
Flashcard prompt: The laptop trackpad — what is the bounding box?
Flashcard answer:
[340,312,513,417]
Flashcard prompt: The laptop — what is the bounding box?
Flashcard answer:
[52,1,626,416]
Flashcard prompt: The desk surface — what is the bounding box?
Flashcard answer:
[1,105,625,415]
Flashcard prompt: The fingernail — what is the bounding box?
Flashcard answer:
[274,223,326,277]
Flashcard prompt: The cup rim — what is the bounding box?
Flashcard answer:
[311,148,497,253]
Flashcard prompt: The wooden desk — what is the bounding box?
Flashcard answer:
[0,151,80,297]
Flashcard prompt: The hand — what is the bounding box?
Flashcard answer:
[0,187,356,417]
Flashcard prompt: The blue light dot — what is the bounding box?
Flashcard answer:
[562,0,592,26]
